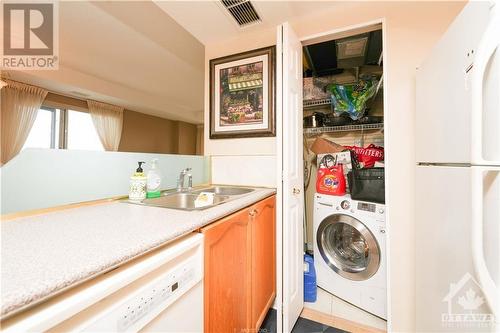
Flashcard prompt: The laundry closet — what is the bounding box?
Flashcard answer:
[300,23,387,327]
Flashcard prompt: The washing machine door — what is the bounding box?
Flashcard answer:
[317,214,380,281]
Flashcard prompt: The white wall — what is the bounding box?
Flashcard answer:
[203,2,465,331]
[211,155,276,187]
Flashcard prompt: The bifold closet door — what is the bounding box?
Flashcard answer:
[277,22,304,333]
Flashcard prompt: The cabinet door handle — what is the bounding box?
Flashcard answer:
[293,188,301,195]
[249,209,258,217]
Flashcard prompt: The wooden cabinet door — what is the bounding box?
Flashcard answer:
[201,208,252,333]
[250,195,276,330]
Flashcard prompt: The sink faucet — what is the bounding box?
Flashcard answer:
[177,168,192,192]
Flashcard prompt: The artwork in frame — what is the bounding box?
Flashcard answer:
[210,46,275,139]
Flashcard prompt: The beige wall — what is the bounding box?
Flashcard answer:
[177,121,198,155]
[196,125,204,156]
[203,1,466,331]
[119,110,198,155]
[119,110,177,153]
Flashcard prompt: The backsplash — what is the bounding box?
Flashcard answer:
[210,155,276,187]
[1,149,210,214]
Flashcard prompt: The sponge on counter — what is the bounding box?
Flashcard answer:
[194,192,215,208]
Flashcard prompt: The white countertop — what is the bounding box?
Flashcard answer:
[0,187,275,318]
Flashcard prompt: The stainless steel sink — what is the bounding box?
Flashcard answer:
[139,193,230,211]
[192,186,255,196]
[126,186,256,211]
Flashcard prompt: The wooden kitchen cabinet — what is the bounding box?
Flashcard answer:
[201,206,252,333]
[250,195,276,331]
[200,195,276,333]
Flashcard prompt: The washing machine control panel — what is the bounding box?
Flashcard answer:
[357,202,376,213]
[315,194,385,219]
[340,200,350,210]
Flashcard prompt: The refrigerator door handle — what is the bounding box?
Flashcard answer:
[471,4,500,165]
[471,166,500,319]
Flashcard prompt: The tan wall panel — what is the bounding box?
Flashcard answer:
[119,110,178,154]
[196,125,204,155]
[44,92,88,112]
[177,121,197,155]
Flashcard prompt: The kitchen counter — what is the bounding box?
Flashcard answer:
[0,187,275,318]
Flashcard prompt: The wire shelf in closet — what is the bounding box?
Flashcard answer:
[303,123,384,134]
[303,98,331,108]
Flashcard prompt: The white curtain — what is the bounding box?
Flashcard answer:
[87,100,124,151]
[1,79,48,165]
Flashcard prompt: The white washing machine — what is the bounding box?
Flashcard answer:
[313,193,387,319]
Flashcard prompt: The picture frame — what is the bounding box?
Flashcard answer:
[209,46,275,139]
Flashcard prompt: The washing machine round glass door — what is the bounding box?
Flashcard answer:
[317,214,380,281]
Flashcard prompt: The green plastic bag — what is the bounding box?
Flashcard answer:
[330,76,378,120]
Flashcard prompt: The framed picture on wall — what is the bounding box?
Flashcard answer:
[209,46,276,139]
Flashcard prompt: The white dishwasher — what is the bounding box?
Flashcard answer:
[53,233,204,332]
[52,233,204,332]
[3,233,204,333]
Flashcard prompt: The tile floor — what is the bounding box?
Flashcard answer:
[260,309,348,333]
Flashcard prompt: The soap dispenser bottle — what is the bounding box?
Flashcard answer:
[129,161,147,201]
[146,158,162,198]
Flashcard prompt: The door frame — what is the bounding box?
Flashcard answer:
[276,18,392,331]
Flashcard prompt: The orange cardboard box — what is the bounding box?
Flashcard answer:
[310,137,345,154]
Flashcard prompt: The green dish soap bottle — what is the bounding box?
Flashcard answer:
[146,158,162,198]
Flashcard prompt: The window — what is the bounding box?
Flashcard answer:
[23,108,59,149]
[67,110,103,151]
[22,108,104,151]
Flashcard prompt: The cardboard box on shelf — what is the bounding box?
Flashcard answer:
[310,138,345,155]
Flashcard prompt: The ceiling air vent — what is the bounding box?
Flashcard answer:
[220,0,261,27]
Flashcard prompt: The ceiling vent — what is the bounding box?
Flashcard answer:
[220,0,261,27]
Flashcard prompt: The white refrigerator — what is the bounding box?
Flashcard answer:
[416,1,499,332]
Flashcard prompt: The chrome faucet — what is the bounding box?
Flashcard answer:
[177,168,192,192]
